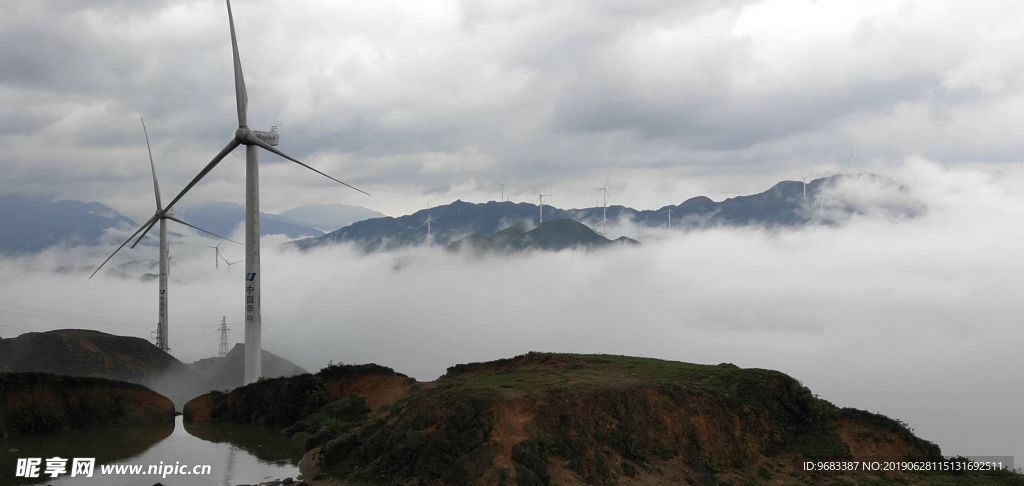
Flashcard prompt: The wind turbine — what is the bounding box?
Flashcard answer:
[665,206,672,229]
[597,182,608,232]
[206,241,225,269]
[498,182,505,202]
[115,0,367,383]
[90,118,236,352]
[425,207,433,247]
[537,193,550,223]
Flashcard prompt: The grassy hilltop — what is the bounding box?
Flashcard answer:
[185,353,1023,485]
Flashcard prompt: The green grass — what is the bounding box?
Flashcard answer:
[440,353,801,404]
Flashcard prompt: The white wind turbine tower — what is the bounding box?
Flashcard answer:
[597,182,608,232]
[91,118,236,352]
[425,207,434,247]
[537,193,551,223]
[498,182,505,202]
[114,0,368,383]
[665,206,672,229]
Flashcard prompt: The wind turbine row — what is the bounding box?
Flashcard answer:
[90,118,238,352]
[93,0,368,383]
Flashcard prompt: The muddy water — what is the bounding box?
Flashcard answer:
[2,416,300,485]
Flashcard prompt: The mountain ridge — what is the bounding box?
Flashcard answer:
[448,219,640,254]
[294,174,919,252]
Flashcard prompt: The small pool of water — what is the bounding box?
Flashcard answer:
[2,416,300,485]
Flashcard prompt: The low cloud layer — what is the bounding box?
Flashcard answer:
[1,161,1021,461]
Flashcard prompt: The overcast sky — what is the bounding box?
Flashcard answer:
[2,0,1024,219]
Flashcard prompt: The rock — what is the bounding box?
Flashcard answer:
[321,432,359,464]
[291,431,312,450]
[308,425,334,449]
[320,397,370,421]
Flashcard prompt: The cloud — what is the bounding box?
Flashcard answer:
[1,161,1022,462]
[2,1,1024,217]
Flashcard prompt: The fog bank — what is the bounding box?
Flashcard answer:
[1,161,1021,463]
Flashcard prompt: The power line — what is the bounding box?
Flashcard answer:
[0,321,36,333]
[0,303,230,328]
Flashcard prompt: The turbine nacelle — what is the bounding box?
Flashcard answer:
[252,127,279,146]
[235,127,280,147]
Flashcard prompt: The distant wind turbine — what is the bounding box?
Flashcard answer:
[597,182,609,232]
[665,206,672,229]
[112,0,368,383]
[537,193,551,223]
[426,207,433,247]
[206,241,225,269]
[498,182,505,202]
[90,118,236,352]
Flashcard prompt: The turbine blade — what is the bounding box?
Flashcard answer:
[162,138,241,212]
[226,0,247,127]
[89,215,157,279]
[220,253,232,265]
[141,117,162,211]
[130,216,160,249]
[167,216,241,244]
[250,137,370,195]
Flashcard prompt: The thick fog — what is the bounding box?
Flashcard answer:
[0,161,1021,463]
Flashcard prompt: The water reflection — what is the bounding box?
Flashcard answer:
[1,420,172,485]
[1,417,299,486]
[184,421,301,465]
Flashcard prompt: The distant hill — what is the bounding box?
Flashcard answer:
[191,343,307,391]
[175,201,384,239]
[276,203,384,231]
[0,329,308,409]
[178,201,324,239]
[293,199,547,252]
[294,174,920,252]
[0,195,384,253]
[0,372,174,437]
[181,352,1022,485]
[0,195,136,254]
[448,219,639,254]
[0,329,210,409]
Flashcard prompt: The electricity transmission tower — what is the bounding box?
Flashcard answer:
[152,323,164,350]
[218,316,230,358]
